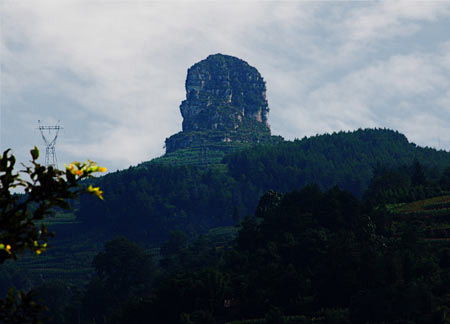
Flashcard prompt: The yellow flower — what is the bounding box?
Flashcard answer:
[36,249,42,255]
[0,244,11,255]
[65,163,78,175]
[66,161,106,176]
[87,185,104,200]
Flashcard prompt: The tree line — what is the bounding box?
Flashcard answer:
[36,184,450,323]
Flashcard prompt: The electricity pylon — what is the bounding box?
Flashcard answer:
[38,120,63,168]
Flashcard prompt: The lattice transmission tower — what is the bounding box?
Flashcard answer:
[38,120,63,168]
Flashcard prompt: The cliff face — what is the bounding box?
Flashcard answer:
[165,54,271,153]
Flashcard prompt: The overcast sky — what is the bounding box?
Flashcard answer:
[1,1,450,171]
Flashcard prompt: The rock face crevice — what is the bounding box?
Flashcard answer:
[165,54,271,153]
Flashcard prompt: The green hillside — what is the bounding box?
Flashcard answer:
[76,128,450,244]
[51,186,450,324]
[4,128,450,324]
[16,127,450,294]
[10,128,450,290]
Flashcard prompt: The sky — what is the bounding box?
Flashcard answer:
[1,1,450,172]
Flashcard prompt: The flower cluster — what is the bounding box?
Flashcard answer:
[0,244,12,255]
[65,161,106,200]
[33,240,47,255]
[65,160,107,178]
[0,148,108,265]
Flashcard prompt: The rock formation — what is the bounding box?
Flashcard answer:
[165,54,272,153]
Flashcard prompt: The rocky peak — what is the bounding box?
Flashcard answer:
[181,54,269,132]
[165,54,272,154]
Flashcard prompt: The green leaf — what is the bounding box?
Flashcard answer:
[30,147,39,160]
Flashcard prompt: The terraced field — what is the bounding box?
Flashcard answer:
[389,195,450,240]
[14,236,101,287]
[40,211,81,226]
[11,220,237,290]
[147,142,249,168]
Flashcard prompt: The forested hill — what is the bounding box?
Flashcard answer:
[77,128,450,243]
[224,128,450,197]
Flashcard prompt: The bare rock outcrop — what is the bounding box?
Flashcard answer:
[165,54,271,153]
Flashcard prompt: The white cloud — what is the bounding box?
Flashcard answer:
[279,47,450,149]
[1,1,314,169]
[2,1,450,170]
[343,1,450,41]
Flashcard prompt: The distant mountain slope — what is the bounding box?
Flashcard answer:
[224,128,450,197]
[77,128,450,243]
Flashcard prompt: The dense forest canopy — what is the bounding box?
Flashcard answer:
[78,128,450,243]
[34,185,450,323]
[3,128,450,324]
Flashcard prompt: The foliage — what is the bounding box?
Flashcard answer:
[0,147,105,323]
[0,148,105,262]
[0,288,45,324]
[79,129,450,247]
[6,129,450,324]
[78,162,240,242]
[224,128,450,198]
[264,307,285,324]
[28,183,450,324]
[364,159,448,205]
[34,280,75,324]
[81,237,156,323]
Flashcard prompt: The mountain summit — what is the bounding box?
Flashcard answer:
[165,54,272,153]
